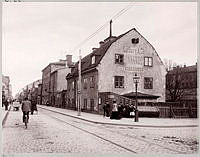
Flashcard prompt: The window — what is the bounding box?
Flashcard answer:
[144,77,153,89]
[132,38,139,44]
[90,99,94,111]
[83,78,87,89]
[90,76,95,88]
[144,57,153,67]
[91,56,95,64]
[84,99,87,110]
[114,76,124,88]
[115,54,124,64]
[72,81,74,90]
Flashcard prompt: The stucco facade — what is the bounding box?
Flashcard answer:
[98,29,166,102]
[50,67,71,107]
[66,28,166,113]
[42,61,66,105]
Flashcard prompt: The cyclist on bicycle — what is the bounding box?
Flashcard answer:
[21,97,31,123]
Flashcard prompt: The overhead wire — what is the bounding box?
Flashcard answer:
[71,2,134,53]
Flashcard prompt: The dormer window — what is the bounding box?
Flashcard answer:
[132,38,139,44]
[91,56,95,64]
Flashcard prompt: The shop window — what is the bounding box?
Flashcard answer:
[114,76,124,88]
[144,77,153,89]
[144,57,153,67]
[115,54,124,64]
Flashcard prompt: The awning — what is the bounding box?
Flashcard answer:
[122,92,160,99]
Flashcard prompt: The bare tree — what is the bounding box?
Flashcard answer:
[166,66,185,102]
[163,58,184,71]
[163,58,174,71]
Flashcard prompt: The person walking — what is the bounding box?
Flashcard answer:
[21,98,31,123]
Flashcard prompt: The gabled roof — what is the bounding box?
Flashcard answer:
[66,27,164,79]
[67,28,137,79]
[42,61,66,72]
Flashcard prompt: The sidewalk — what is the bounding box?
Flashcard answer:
[38,105,199,128]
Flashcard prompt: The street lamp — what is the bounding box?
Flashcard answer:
[133,73,140,122]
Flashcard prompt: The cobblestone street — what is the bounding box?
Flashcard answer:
[2,107,199,154]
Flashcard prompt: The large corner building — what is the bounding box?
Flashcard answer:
[66,28,166,113]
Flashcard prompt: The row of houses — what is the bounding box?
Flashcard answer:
[16,27,197,115]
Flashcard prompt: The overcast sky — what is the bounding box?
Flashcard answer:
[2,2,197,97]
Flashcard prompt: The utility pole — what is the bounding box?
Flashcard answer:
[78,49,82,116]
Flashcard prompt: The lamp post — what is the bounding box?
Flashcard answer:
[133,73,140,122]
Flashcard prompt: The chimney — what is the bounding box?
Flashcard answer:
[59,59,66,64]
[109,20,112,37]
[66,55,72,67]
[99,41,104,47]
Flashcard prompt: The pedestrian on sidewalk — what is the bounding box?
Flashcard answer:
[110,99,119,120]
[31,99,38,115]
[4,99,9,111]
[103,103,106,117]
[118,102,123,119]
[21,97,31,123]
[105,101,110,117]
[129,104,135,118]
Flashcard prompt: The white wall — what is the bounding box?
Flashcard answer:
[97,29,166,102]
[56,68,71,92]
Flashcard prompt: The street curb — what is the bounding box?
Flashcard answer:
[2,106,11,127]
[38,106,198,128]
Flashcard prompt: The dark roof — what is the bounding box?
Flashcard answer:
[122,92,160,99]
[67,29,137,79]
[167,64,197,75]
[42,62,66,72]
[66,27,164,79]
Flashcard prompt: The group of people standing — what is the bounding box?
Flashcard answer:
[103,100,136,120]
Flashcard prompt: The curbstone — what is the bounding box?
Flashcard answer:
[38,106,198,128]
[2,105,11,127]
